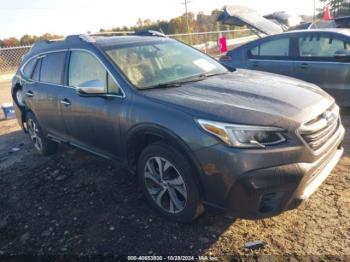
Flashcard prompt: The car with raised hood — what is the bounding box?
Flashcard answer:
[12,31,344,222]
[219,6,350,106]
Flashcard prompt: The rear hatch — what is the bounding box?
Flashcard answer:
[217,5,284,36]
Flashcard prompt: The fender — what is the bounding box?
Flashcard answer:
[125,123,207,196]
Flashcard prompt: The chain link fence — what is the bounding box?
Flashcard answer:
[0,46,31,76]
[0,29,255,76]
[168,28,254,58]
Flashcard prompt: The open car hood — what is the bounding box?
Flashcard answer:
[218,6,350,36]
[218,5,284,36]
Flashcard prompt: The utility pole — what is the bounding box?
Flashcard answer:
[313,0,316,22]
[182,0,192,33]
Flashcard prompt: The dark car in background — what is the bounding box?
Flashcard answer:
[218,6,350,106]
[220,29,350,106]
[12,32,344,222]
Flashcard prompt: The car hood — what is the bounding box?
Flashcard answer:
[140,69,334,129]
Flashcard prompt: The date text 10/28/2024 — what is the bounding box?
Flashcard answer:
[127,255,219,261]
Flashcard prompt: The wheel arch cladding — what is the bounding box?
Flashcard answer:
[125,124,206,196]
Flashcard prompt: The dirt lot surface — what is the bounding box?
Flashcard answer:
[0,115,349,260]
[0,79,12,107]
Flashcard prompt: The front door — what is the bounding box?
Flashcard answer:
[60,50,124,158]
[246,37,295,77]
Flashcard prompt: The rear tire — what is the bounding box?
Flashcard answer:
[25,112,58,156]
[137,142,204,223]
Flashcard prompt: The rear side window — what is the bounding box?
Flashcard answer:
[22,59,37,78]
[69,51,106,90]
[32,59,41,81]
[40,52,66,85]
[249,38,290,58]
[299,34,350,58]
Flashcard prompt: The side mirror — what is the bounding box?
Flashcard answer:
[334,50,350,61]
[77,80,105,95]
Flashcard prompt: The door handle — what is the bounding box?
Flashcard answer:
[299,63,310,69]
[25,91,34,97]
[60,98,71,106]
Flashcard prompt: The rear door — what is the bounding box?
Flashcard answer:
[59,50,124,158]
[246,36,295,77]
[294,32,350,105]
[23,51,69,138]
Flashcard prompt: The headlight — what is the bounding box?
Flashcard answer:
[197,119,286,148]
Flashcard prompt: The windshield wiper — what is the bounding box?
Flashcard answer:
[142,82,183,90]
[142,72,228,90]
[143,76,206,90]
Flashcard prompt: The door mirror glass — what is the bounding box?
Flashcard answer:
[77,80,105,95]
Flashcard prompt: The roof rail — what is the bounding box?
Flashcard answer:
[88,31,134,37]
[133,30,167,37]
[29,30,167,52]
[82,30,167,39]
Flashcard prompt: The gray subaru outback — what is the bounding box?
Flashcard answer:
[12,31,345,222]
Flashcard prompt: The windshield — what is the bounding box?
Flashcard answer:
[105,40,227,89]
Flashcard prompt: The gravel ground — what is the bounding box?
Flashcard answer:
[0,80,12,106]
[0,115,349,260]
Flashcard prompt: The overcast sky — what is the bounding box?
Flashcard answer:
[0,0,323,39]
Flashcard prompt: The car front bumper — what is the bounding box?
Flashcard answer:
[194,124,345,219]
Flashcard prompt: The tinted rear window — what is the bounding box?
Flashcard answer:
[40,52,66,85]
[32,59,41,81]
[22,59,37,78]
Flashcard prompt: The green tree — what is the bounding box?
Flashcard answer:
[2,37,20,47]
[320,0,350,17]
[20,34,34,46]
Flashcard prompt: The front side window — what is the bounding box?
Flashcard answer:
[249,38,290,58]
[40,52,66,85]
[68,51,122,95]
[69,51,106,91]
[105,40,227,89]
[299,34,350,58]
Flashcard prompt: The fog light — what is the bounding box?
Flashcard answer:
[259,192,285,213]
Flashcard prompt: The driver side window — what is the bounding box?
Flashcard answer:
[69,51,107,92]
[69,51,122,95]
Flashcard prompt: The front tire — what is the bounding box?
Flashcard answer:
[137,142,204,222]
[26,112,58,156]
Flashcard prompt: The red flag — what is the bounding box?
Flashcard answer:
[323,6,333,21]
[219,36,227,53]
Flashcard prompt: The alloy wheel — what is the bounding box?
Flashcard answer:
[27,118,43,152]
[144,157,187,214]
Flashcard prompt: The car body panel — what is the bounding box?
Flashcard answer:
[58,87,124,158]
[140,69,333,127]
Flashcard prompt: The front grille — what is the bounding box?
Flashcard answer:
[299,105,340,152]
